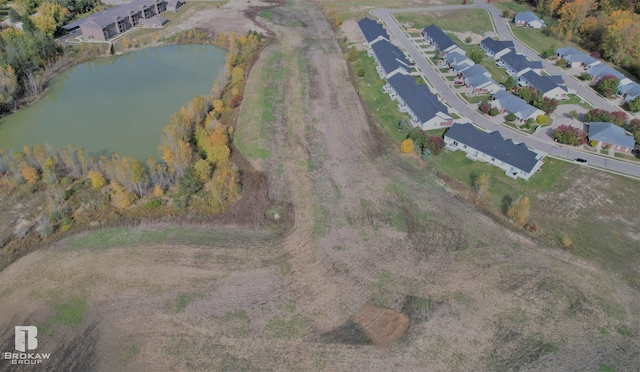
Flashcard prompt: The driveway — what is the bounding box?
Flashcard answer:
[370,5,640,179]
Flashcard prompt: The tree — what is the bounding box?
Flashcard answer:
[626,118,640,144]
[568,110,579,119]
[18,162,38,184]
[541,43,556,59]
[88,170,106,189]
[556,58,567,67]
[503,76,515,91]
[553,0,597,40]
[610,111,627,126]
[231,66,244,85]
[594,75,620,98]
[474,173,490,201]
[488,107,499,116]
[9,9,21,23]
[178,167,202,195]
[539,97,558,114]
[193,158,212,182]
[0,65,18,106]
[479,101,491,114]
[507,196,530,226]
[536,115,549,124]
[400,139,414,153]
[506,112,517,121]
[425,136,445,155]
[553,124,587,145]
[469,49,484,64]
[347,46,358,62]
[629,96,640,112]
[32,14,57,36]
[601,10,640,65]
[584,108,612,122]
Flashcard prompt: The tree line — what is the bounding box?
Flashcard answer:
[521,0,640,78]
[0,30,263,244]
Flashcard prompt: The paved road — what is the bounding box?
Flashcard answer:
[371,6,640,179]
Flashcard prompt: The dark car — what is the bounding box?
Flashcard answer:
[575,158,587,164]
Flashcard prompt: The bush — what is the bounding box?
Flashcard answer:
[465,36,472,43]
[426,136,445,155]
[506,113,516,122]
[398,117,413,134]
[556,58,567,67]
[568,110,579,120]
[400,139,414,153]
[536,115,548,125]
[610,111,627,126]
[356,68,365,77]
[553,124,587,145]
[178,167,203,195]
[629,96,640,112]
[488,107,499,116]
[144,198,163,209]
[584,108,612,123]
[579,72,591,81]
[503,76,515,91]
[594,75,620,98]
[479,101,491,114]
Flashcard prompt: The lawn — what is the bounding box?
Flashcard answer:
[395,9,494,35]
[430,150,567,204]
[511,27,568,56]
[558,93,593,108]
[448,34,508,84]
[352,51,406,142]
[327,0,463,19]
[461,93,490,104]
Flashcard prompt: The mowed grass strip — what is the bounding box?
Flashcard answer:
[395,9,494,34]
[352,50,406,142]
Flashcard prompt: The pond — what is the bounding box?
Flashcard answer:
[0,44,226,159]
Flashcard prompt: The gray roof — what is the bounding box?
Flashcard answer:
[357,17,389,44]
[445,123,541,173]
[81,0,164,28]
[388,73,450,124]
[62,18,88,30]
[500,51,543,73]
[444,51,470,65]
[423,24,457,52]
[618,82,640,99]
[514,11,543,23]
[589,122,635,149]
[370,39,411,75]
[555,46,597,66]
[480,37,514,54]
[587,63,625,81]
[520,71,567,94]
[492,90,540,120]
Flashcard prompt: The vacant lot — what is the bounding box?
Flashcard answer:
[1,0,639,371]
[395,9,494,36]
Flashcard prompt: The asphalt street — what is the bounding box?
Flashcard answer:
[370,5,640,179]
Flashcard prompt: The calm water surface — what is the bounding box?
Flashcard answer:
[0,44,226,159]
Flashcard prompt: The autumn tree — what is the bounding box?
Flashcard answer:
[88,170,106,189]
[600,10,640,64]
[553,124,587,145]
[400,139,414,153]
[0,65,18,106]
[18,162,39,184]
[594,75,620,98]
[193,158,212,182]
[507,196,530,226]
[553,0,597,40]
[231,66,244,85]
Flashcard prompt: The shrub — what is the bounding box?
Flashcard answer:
[568,110,579,120]
[347,46,358,62]
[425,136,445,155]
[553,124,587,145]
[398,116,413,134]
[610,111,627,126]
[594,75,620,98]
[536,115,548,125]
[506,113,516,122]
[556,58,567,67]
[356,68,365,77]
[584,108,612,123]
[112,190,137,209]
[465,36,472,43]
[503,76,515,91]
[469,49,483,64]
[579,72,591,81]
[153,185,164,197]
[178,167,203,195]
[400,139,414,153]
[144,198,163,209]
[629,96,640,112]
[479,101,491,114]
[88,171,106,189]
[488,107,499,116]
[562,237,572,248]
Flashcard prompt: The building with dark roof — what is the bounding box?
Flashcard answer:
[357,17,389,47]
[518,71,568,100]
[385,74,453,130]
[444,123,544,180]
[555,46,597,69]
[369,39,412,79]
[588,122,635,154]
[79,0,170,41]
[480,37,515,60]
[422,24,464,56]
[618,82,640,103]
[498,51,543,77]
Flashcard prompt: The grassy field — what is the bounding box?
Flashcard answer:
[395,9,494,35]
[326,0,464,19]
[512,27,568,56]
[352,51,406,142]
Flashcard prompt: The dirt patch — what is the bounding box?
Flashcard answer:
[352,305,410,348]
[339,19,366,50]
[450,31,486,45]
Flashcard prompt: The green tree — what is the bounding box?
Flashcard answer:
[503,76,515,91]
[469,49,484,64]
[178,167,202,195]
[629,96,640,112]
[594,75,620,98]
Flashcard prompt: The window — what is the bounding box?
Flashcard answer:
[491,157,495,161]
[453,141,458,146]
[463,145,467,148]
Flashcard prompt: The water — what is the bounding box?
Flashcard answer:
[0,44,226,159]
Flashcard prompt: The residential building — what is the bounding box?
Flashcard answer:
[498,51,543,77]
[385,74,453,130]
[357,17,389,47]
[518,70,568,100]
[460,64,502,95]
[79,0,170,41]
[490,90,544,122]
[618,82,640,103]
[444,123,544,180]
[586,63,630,85]
[588,122,635,153]
[555,46,597,69]
[369,39,413,79]
[422,24,465,56]
[514,11,545,28]
[167,0,184,11]
[444,51,474,73]
[480,37,515,60]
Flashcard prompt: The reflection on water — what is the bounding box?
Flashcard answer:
[0,44,226,159]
